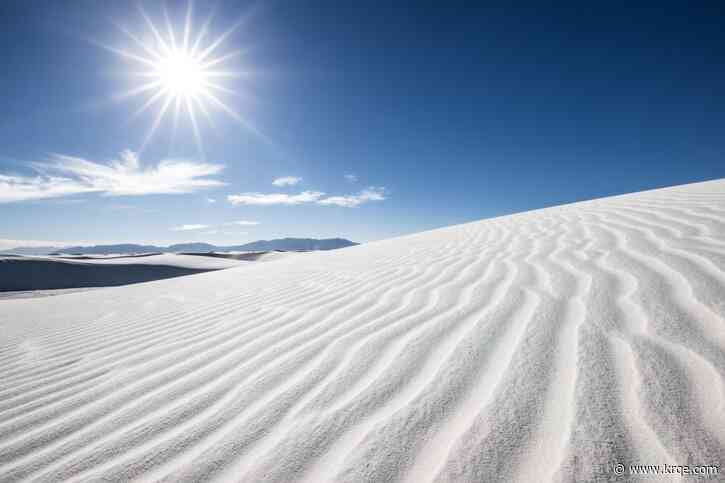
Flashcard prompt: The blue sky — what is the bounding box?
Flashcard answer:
[1,1,723,248]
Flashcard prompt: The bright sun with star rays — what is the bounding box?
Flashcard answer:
[106,3,255,156]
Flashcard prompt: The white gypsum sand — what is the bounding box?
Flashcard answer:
[0,179,724,482]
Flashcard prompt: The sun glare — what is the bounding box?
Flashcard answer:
[106,2,255,156]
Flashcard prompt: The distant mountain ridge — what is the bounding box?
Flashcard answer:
[5,238,358,256]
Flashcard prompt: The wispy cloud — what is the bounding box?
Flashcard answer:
[0,174,96,203]
[227,220,260,226]
[317,187,386,207]
[227,187,386,208]
[205,197,217,203]
[0,150,224,203]
[170,220,260,231]
[172,224,210,231]
[227,191,324,206]
[344,173,358,183]
[272,176,302,187]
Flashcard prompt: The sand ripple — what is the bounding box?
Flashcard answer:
[1,179,724,481]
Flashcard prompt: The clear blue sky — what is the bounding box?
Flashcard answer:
[1,1,723,247]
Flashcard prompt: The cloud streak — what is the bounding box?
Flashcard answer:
[317,187,386,207]
[172,224,210,231]
[227,220,260,226]
[227,191,325,206]
[0,150,224,203]
[170,220,260,231]
[272,176,302,187]
[227,187,386,208]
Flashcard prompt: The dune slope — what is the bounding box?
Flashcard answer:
[1,179,724,482]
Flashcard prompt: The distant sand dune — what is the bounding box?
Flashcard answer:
[178,250,294,262]
[0,254,245,292]
[1,179,724,482]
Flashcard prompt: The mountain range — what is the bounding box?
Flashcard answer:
[4,238,358,256]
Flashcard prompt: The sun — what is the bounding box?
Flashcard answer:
[104,2,255,156]
[155,51,206,98]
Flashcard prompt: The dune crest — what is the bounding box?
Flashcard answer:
[1,179,725,482]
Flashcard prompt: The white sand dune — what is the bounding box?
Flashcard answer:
[0,254,246,293]
[55,253,250,269]
[177,251,296,263]
[1,179,724,482]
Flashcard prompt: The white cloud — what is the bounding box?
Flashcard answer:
[0,174,97,203]
[227,191,324,206]
[172,224,210,231]
[317,187,386,207]
[344,173,358,183]
[206,197,216,203]
[227,220,260,226]
[0,149,224,203]
[172,220,259,232]
[227,187,386,208]
[272,176,302,187]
